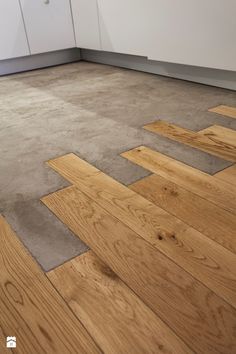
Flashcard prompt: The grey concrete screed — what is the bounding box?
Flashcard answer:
[0,61,235,271]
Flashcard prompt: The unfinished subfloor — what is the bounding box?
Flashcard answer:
[0,61,236,271]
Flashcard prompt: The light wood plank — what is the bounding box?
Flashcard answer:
[0,215,100,354]
[47,153,236,308]
[42,186,236,354]
[129,173,236,254]
[208,105,236,119]
[199,125,236,148]
[121,146,236,215]
[48,152,100,181]
[143,120,236,162]
[214,165,236,186]
[48,250,192,354]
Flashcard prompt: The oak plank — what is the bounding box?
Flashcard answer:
[0,215,101,354]
[42,186,236,354]
[47,153,236,308]
[215,165,236,186]
[208,105,236,119]
[48,152,100,182]
[199,125,236,148]
[129,173,236,254]
[48,251,192,354]
[143,120,236,162]
[121,146,236,215]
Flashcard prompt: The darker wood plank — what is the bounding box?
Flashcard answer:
[47,153,236,309]
[143,120,236,161]
[121,146,236,215]
[199,125,236,149]
[129,173,236,254]
[48,251,192,354]
[42,186,236,354]
[215,165,236,186]
[0,216,101,354]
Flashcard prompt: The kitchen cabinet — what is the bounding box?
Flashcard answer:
[146,0,236,71]
[97,0,148,56]
[20,0,75,55]
[97,0,236,71]
[0,0,30,60]
[1,0,236,73]
[71,0,101,50]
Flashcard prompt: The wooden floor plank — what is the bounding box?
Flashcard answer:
[143,120,236,162]
[208,105,236,119]
[121,146,236,215]
[48,251,192,354]
[47,154,236,308]
[215,165,236,186]
[42,186,236,354]
[0,215,101,354]
[47,152,100,181]
[199,125,236,148]
[129,173,236,254]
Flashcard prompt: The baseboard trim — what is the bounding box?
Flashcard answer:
[0,48,81,76]
[81,49,236,91]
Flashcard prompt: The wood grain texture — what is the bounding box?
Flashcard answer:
[42,185,236,354]
[0,215,100,354]
[215,165,236,186]
[143,120,236,162]
[47,154,236,308]
[48,251,192,354]
[0,327,13,354]
[208,105,236,119]
[129,173,236,254]
[48,152,100,182]
[199,125,236,148]
[121,146,236,215]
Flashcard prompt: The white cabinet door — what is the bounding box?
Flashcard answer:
[146,0,236,71]
[0,0,30,60]
[20,0,75,55]
[71,0,101,50]
[97,0,236,71]
[97,0,148,56]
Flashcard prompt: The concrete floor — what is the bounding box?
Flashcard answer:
[1,61,236,271]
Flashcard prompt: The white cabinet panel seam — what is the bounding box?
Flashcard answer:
[0,0,30,60]
[20,0,76,55]
[71,0,101,50]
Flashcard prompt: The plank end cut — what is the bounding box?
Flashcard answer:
[208,105,236,119]
[47,153,100,184]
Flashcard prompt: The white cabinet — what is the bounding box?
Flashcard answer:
[20,0,75,55]
[0,0,30,60]
[1,0,236,72]
[71,0,101,50]
[97,0,236,71]
[97,0,148,56]
[146,0,236,71]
